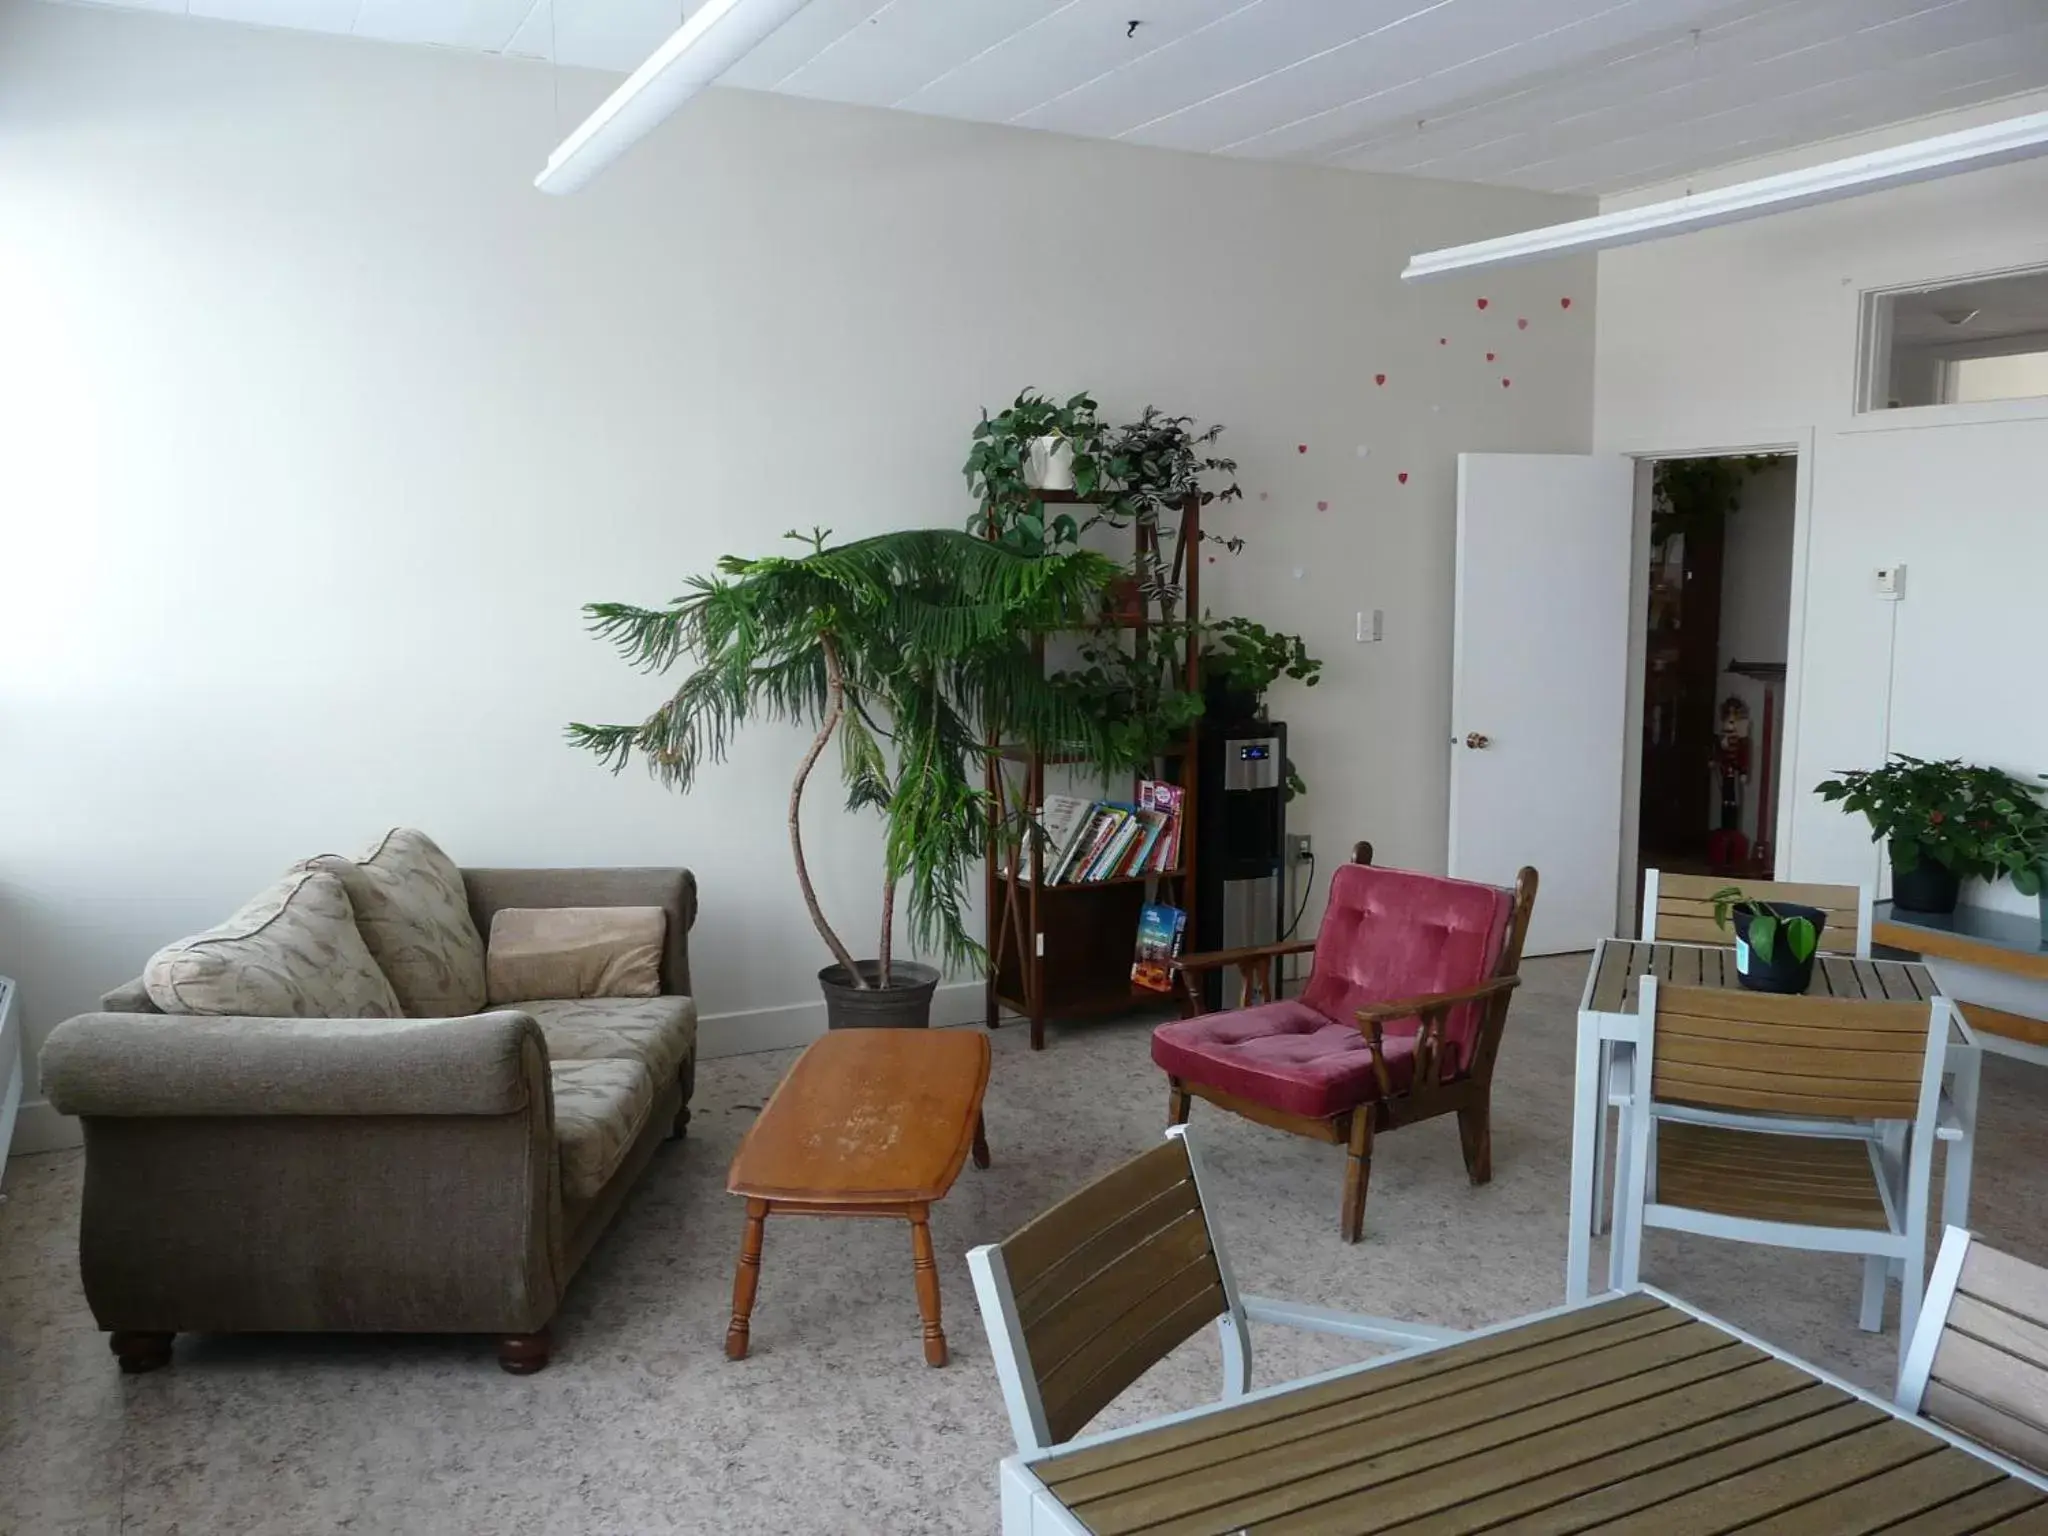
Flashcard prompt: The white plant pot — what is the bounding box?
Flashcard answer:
[1023,435,1075,491]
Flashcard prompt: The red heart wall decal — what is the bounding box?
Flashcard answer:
[1476,298,1489,310]
[1561,297,1572,309]
[1297,444,1307,454]
[1438,337,1447,345]
[1517,318,1528,330]
[1486,351,1495,361]
[1374,373,1386,386]
[1397,471,1409,484]
[1502,378,1512,387]
[1316,500,1329,511]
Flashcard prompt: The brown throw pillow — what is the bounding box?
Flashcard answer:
[487,907,665,1004]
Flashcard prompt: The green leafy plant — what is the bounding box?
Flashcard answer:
[1201,617,1322,700]
[1974,770,2048,895]
[1650,455,1783,547]
[1710,886,1819,965]
[1814,754,2046,880]
[963,390,1102,553]
[1052,622,1207,769]
[569,528,1122,986]
[1098,407,1244,623]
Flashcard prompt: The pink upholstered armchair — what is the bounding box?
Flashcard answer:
[1152,844,1538,1242]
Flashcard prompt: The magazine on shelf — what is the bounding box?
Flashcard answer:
[1021,793,1095,884]
[1131,902,1188,992]
[1136,779,1186,873]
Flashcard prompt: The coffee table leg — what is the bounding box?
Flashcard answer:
[972,1110,991,1170]
[726,1199,768,1360]
[908,1206,947,1367]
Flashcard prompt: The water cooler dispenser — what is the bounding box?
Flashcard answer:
[1192,721,1288,1012]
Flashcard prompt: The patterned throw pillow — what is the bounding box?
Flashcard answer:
[303,829,487,1018]
[144,870,405,1018]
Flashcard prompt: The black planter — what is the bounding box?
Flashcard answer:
[1891,848,1961,915]
[1202,675,1261,729]
[818,960,940,1029]
[1731,902,1827,994]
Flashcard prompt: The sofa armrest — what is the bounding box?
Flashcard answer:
[462,867,696,996]
[41,1010,547,1119]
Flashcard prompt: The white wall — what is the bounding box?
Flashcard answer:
[1595,93,2048,909]
[0,0,1595,1151]
[1716,458,1795,850]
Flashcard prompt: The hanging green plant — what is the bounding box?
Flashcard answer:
[1650,455,1780,546]
[963,390,1103,553]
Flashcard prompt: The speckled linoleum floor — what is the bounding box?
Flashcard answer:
[5,953,2048,1535]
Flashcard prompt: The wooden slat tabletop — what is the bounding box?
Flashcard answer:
[1029,1295,2044,1535]
[1586,940,1934,1017]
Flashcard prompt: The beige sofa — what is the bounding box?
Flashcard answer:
[40,838,696,1375]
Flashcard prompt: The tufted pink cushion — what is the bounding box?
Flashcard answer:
[1151,862,1514,1119]
[1152,1000,1419,1119]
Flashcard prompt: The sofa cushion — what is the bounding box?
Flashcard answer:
[144,870,405,1020]
[486,907,665,1005]
[550,1057,659,1203]
[1152,1000,1418,1120]
[304,829,486,1018]
[524,996,696,1088]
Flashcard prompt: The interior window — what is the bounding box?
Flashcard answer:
[1864,269,2048,411]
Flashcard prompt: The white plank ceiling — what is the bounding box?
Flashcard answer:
[82,0,2048,194]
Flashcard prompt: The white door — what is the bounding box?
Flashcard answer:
[1451,453,1635,955]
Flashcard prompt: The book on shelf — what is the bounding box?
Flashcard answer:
[1022,793,1095,884]
[1131,902,1188,992]
[1136,778,1185,873]
[1011,782,1187,886]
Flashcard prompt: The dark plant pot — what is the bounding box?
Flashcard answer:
[1731,902,1827,994]
[1202,675,1261,729]
[818,960,941,1029]
[1105,575,1145,623]
[1891,849,1961,915]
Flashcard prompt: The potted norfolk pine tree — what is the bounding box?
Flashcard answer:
[570,527,1124,1027]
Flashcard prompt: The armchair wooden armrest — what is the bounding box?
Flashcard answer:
[1355,974,1522,1096]
[1169,939,1319,1017]
[1169,939,1319,976]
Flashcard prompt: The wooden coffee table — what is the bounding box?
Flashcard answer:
[725,1027,992,1367]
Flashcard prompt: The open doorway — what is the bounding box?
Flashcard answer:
[1633,452,1798,916]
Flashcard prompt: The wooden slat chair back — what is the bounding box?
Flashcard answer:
[1901,1227,2048,1475]
[968,1127,1246,1453]
[1619,979,1950,1360]
[1649,983,1931,1121]
[1643,869,1871,957]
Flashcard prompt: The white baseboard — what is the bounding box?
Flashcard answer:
[697,980,988,1059]
[3,984,993,1163]
[7,1099,81,1157]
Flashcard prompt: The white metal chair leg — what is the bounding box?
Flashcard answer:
[1861,1255,1887,1332]
[1944,1044,1981,1229]
[1591,1040,1613,1237]
[1607,1096,1635,1292]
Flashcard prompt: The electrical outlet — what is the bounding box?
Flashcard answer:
[1287,833,1314,864]
[1355,609,1384,643]
[1874,565,1905,600]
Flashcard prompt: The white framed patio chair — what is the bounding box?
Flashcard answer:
[966,1124,1462,1455]
[1590,872,1872,1240]
[1613,978,1947,1366]
[1898,1226,2048,1475]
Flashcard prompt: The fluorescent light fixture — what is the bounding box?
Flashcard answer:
[1403,110,2048,281]
[535,0,813,196]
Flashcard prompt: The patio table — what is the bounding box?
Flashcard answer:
[1002,1289,2046,1535]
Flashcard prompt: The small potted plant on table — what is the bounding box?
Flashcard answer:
[1712,886,1825,994]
